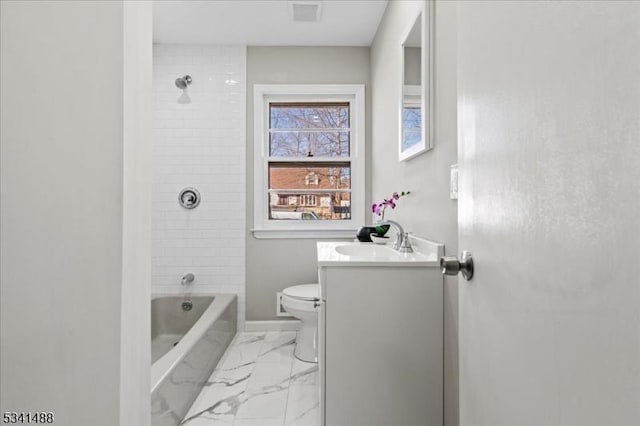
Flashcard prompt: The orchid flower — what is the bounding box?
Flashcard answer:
[371,191,410,221]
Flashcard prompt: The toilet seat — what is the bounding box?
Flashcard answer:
[282,284,319,301]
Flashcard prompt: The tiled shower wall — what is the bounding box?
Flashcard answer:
[152,44,246,325]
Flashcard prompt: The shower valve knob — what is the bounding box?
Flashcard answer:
[179,187,201,209]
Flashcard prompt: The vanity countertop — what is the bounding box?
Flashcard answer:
[317,236,443,267]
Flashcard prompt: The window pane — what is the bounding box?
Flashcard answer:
[403,106,421,130]
[269,191,351,220]
[269,164,351,190]
[270,103,349,130]
[402,130,422,150]
[269,164,351,221]
[270,131,350,157]
[402,106,422,150]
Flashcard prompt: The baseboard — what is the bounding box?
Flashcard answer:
[244,320,301,332]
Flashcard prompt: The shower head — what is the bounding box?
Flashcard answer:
[175,75,192,90]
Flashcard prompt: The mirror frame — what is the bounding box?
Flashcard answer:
[399,1,434,162]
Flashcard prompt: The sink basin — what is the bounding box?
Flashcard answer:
[318,239,442,267]
[334,245,397,258]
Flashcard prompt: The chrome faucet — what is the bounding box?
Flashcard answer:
[181,273,195,286]
[376,220,413,253]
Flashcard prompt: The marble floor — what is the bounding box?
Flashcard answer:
[180,331,320,426]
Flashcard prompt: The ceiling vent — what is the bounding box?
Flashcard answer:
[289,1,322,23]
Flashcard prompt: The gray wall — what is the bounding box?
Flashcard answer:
[0,1,152,424]
[246,47,370,320]
[371,1,459,425]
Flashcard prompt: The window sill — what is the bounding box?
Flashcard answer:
[251,228,357,240]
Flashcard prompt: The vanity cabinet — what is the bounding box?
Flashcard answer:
[317,239,443,426]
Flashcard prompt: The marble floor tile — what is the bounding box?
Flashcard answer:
[181,392,241,425]
[233,418,285,426]
[182,364,253,424]
[247,362,293,390]
[182,330,319,426]
[235,386,289,420]
[256,332,296,365]
[235,362,293,420]
[290,359,319,386]
[217,332,267,371]
[285,385,320,426]
[184,415,233,426]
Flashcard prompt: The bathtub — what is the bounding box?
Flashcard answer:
[151,294,237,426]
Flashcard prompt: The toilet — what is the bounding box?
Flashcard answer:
[281,283,319,363]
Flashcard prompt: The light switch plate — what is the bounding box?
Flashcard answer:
[450,164,458,200]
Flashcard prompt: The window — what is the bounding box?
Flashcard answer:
[401,85,422,151]
[305,172,319,186]
[300,195,317,206]
[253,85,365,238]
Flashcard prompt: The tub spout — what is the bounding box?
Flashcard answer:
[181,273,195,286]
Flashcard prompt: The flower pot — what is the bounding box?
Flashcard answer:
[356,226,376,242]
[374,224,391,237]
[370,234,391,245]
[356,224,391,242]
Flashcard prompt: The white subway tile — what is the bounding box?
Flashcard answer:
[152,44,246,325]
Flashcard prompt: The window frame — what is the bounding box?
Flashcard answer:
[299,194,317,206]
[252,84,365,239]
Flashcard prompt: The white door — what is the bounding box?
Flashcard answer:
[457,2,640,425]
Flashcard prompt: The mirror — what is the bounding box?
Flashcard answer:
[399,4,433,161]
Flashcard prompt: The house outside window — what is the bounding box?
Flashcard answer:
[300,195,317,206]
[305,172,319,185]
[320,196,331,207]
[253,84,365,238]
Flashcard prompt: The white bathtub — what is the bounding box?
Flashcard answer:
[150,294,236,426]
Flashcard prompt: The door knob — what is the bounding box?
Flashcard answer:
[440,251,474,281]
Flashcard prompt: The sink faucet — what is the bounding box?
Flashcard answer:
[376,220,413,253]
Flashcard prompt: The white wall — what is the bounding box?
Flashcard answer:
[371,1,459,425]
[121,2,153,425]
[152,45,247,325]
[1,1,152,424]
[245,47,371,321]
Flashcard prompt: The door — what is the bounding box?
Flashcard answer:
[457,2,640,425]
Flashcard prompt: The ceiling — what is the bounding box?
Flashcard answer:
[153,0,389,46]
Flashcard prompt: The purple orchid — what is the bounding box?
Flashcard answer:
[371,191,410,220]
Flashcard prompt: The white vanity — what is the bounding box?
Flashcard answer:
[316,237,444,426]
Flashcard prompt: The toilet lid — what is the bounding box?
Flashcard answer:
[283,284,319,301]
